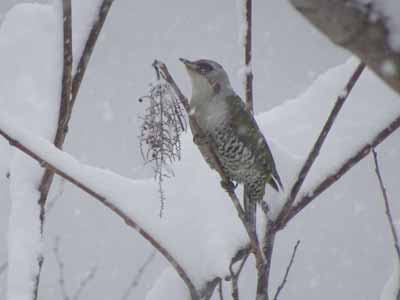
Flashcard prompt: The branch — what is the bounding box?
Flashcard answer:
[71,266,98,300]
[275,62,365,230]
[53,237,70,300]
[34,1,114,297]
[243,0,253,113]
[229,250,250,300]
[288,112,400,221]
[0,127,200,300]
[273,240,300,300]
[289,0,400,95]
[120,251,157,300]
[372,150,400,300]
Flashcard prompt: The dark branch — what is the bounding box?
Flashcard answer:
[275,62,365,230]
[33,2,115,298]
[53,237,70,300]
[372,149,400,300]
[273,240,300,300]
[244,0,253,113]
[289,0,400,95]
[120,251,157,300]
[288,112,400,222]
[0,127,200,300]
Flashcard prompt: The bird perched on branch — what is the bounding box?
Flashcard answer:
[179,58,283,206]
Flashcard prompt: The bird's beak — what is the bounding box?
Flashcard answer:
[179,58,198,71]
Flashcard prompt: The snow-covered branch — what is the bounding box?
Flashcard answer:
[31,1,115,298]
[0,115,200,300]
[289,0,400,95]
[289,111,400,221]
[275,62,365,229]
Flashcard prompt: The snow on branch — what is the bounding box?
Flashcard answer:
[289,0,400,95]
[0,115,200,300]
[274,62,366,229]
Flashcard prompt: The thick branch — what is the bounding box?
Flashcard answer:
[290,0,400,95]
[288,112,400,222]
[275,62,365,230]
[0,127,199,300]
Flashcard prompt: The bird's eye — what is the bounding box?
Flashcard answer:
[197,62,213,74]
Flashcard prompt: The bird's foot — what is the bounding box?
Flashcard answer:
[220,180,238,192]
[193,133,208,145]
[259,200,270,215]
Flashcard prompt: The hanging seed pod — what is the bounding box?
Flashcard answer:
[138,65,187,217]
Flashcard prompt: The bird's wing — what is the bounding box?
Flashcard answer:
[225,94,283,191]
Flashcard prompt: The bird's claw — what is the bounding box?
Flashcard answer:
[193,134,208,145]
[220,180,238,192]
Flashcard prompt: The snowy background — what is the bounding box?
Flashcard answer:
[0,0,399,300]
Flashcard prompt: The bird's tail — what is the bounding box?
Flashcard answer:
[269,170,284,192]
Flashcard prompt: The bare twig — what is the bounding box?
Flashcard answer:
[53,237,70,300]
[0,127,199,300]
[229,251,249,300]
[372,150,400,260]
[243,0,253,113]
[289,0,400,95]
[70,0,114,108]
[71,266,98,300]
[273,240,300,300]
[289,112,400,221]
[33,1,115,298]
[202,278,221,300]
[275,62,365,230]
[372,149,400,300]
[120,251,157,300]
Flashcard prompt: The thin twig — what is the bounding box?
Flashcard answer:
[120,251,157,300]
[273,240,300,300]
[70,0,114,108]
[0,127,200,300]
[243,0,253,113]
[33,2,114,298]
[71,266,98,300]
[288,112,400,222]
[275,62,365,230]
[372,150,400,260]
[53,237,70,300]
[372,149,400,300]
[229,251,249,300]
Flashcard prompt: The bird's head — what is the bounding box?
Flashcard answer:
[179,58,231,97]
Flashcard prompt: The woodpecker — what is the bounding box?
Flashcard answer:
[180,58,283,205]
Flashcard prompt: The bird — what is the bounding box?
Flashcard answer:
[179,58,283,208]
